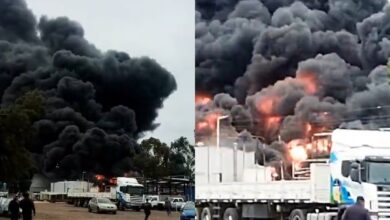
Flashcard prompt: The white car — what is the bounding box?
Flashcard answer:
[88,197,117,214]
[145,196,160,208]
[0,198,22,216]
[171,197,185,210]
[0,198,11,216]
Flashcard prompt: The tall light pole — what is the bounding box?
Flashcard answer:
[216,115,229,182]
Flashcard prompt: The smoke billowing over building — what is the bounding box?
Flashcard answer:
[195,0,390,163]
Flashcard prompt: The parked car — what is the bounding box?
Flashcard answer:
[171,197,185,211]
[180,201,196,220]
[0,198,22,217]
[88,197,117,214]
[0,198,11,216]
[145,195,160,209]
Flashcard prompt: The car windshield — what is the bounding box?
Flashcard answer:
[97,198,111,204]
[183,202,195,210]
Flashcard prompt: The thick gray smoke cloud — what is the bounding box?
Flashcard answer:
[196,0,390,158]
[1,0,177,179]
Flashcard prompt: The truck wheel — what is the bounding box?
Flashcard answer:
[201,207,212,220]
[223,208,239,220]
[117,202,124,211]
[289,209,306,220]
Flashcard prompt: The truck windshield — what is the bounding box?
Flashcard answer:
[120,186,144,195]
[367,162,390,185]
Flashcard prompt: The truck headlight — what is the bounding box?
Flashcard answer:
[370,214,378,220]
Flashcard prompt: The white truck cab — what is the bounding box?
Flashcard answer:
[115,177,144,211]
[330,129,390,219]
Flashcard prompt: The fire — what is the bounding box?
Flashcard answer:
[257,96,279,115]
[265,116,281,130]
[315,138,330,153]
[95,175,105,181]
[297,72,317,95]
[270,167,279,179]
[197,121,209,130]
[196,95,212,105]
[205,112,222,130]
[305,123,312,135]
[290,146,308,162]
[196,112,222,132]
[288,139,309,162]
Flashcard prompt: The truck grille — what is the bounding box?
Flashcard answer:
[130,196,143,205]
[377,187,390,220]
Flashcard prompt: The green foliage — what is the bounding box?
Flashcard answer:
[0,90,44,184]
[134,137,170,178]
[169,137,194,181]
[134,137,194,181]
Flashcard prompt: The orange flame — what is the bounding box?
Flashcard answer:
[297,72,317,95]
[257,97,279,115]
[205,112,222,130]
[196,112,222,132]
[290,146,308,162]
[197,121,209,130]
[265,116,281,131]
[95,175,105,181]
[305,123,312,136]
[196,95,212,105]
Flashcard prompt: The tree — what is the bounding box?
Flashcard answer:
[170,137,194,181]
[0,90,44,191]
[134,137,171,179]
[134,137,194,181]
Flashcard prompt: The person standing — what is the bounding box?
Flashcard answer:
[8,196,20,220]
[19,193,35,220]
[165,198,172,216]
[342,196,371,220]
[143,199,151,220]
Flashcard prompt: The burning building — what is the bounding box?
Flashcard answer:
[195,0,390,170]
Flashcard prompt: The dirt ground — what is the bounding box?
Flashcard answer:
[0,201,180,220]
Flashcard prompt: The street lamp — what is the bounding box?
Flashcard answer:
[216,115,229,149]
[216,115,229,183]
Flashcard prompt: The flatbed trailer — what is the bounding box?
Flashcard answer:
[196,129,390,220]
[196,147,334,220]
[67,191,116,207]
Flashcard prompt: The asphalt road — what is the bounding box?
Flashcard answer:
[0,202,180,220]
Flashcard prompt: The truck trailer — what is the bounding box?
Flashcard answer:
[64,177,144,211]
[195,129,390,220]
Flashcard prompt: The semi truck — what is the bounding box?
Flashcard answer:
[195,129,390,220]
[63,177,144,211]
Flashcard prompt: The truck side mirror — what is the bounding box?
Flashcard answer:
[350,162,361,183]
[350,169,360,183]
[341,161,351,177]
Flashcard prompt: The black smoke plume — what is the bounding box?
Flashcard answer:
[0,0,177,179]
